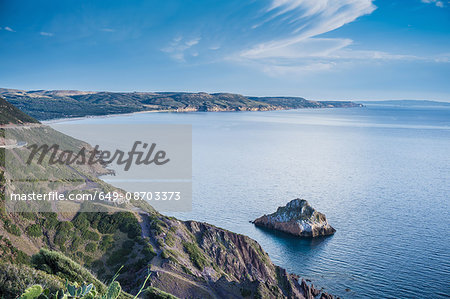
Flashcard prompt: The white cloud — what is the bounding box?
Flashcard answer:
[421,0,445,7]
[209,45,221,50]
[162,36,201,61]
[185,38,200,47]
[241,38,353,59]
[100,28,115,32]
[234,0,378,73]
[4,26,15,32]
[40,31,54,36]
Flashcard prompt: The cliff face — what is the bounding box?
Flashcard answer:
[136,213,336,299]
[253,199,336,238]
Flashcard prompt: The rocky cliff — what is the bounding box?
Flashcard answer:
[253,199,336,238]
[134,212,337,299]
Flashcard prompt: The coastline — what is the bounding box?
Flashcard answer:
[42,105,363,124]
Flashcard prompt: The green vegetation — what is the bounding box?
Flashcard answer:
[26,224,43,238]
[13,255,177,299]
[75,212,141,239]
[141,244,156,261]
[0,236,30,264]
[182,241,208,271]
[2,219,22,236]
[0,88,361,120]
[0,262,64,298]
[85,242,97,252]
[0,96,39,124]
[31,248,106,293]
[100,235,114,251]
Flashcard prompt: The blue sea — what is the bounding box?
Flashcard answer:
[54,104,450,298]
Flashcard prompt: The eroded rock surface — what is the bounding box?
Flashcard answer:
[253,199,336,237]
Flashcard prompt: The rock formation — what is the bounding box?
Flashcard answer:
[253,199,336,237]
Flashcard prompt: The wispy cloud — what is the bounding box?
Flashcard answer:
[100,28,115,32]
[4,26,16,32]
[421,0,445,8]
[162,36,201,61]
[209,45,221,51]
[40,31,54,36]
[234,0,377,73]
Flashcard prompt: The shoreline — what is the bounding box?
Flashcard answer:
[42,105,363,124]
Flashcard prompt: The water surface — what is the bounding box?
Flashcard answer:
[54,105,450,298]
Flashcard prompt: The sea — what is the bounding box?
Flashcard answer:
[51,103,450,298]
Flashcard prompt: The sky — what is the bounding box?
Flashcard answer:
[0,0,449,101]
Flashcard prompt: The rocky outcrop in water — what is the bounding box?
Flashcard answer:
[253,199,336,237]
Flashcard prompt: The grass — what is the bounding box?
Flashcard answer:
[182,242,208,271]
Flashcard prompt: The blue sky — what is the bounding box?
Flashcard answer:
[1,0,449,101]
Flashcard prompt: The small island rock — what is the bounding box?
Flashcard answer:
[252,198,336,237]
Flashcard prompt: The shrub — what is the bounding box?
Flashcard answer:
[106,248,132,266]
[3,219,21,236]
[121,240,135,250]
[100,235,114,251]
[26,224,43,238]
[20,212,36,220]
[54,221,75,248]
[43,216,59,229]
[142,244,156,261]
[161,250,170,260]
[16,251,31,265]
[182,242,208,270]
[85,243,97,252]
[31,248,106,293]
[82,230,100,241]
[70,236,82,252]
[165,233,175,247]
[0,263,63,298]
[72,213,90,231]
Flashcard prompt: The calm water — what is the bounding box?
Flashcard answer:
[53,105,450,298]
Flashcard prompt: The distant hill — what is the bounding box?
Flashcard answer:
[0,97,39,125]
[0,88,362,120]
[360,100,450,107]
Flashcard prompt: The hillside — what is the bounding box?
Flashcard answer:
[0,101,336,297]
[0,97,39,125]
[0,88,362,120]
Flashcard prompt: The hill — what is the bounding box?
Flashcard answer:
[0,88,362,120]
[0,97,39,125]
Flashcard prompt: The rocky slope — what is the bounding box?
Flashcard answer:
[0,88,362,120]
[253,199,336,238]
[132,213,337,298]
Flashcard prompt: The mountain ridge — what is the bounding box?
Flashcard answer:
[0,88,362,120]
